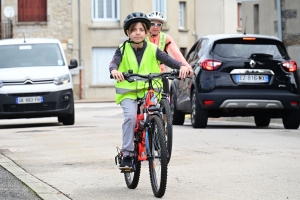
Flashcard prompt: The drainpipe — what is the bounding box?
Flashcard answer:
[276,0,282,41]
[192,0,198,42]
[78,0,83,99]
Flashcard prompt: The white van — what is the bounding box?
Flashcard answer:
[0,38,77,125]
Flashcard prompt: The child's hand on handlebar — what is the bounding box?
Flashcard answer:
[111,69,124,82]
[179,66,192,78]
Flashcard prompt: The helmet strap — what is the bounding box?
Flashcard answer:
[128,38,145,44]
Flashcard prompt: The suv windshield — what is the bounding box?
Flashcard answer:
[213,38,286,59]
[0,43,65,68]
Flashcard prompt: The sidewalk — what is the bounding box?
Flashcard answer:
[0,154,70,200]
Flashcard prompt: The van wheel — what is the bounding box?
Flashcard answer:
[62,110,75,125]
[58,117,63,123]
[58,104,75,125]
[191,89,208,128]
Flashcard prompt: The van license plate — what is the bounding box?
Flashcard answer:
[236,75,268,83]
[16,96,43,104]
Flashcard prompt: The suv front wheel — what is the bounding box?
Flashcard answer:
[170,90,185,125]
[191,89,208,128]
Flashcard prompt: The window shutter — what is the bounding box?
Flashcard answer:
[18,0,47,22]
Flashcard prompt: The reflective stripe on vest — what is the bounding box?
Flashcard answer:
[115,42,162,104]
[159,32,167,51]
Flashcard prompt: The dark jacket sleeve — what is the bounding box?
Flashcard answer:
[109,48,122,73]
[156,48,182,69]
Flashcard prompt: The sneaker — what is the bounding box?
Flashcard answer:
[119,156,132,169]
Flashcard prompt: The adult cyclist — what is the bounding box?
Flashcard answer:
[147,11,193,163]
[147,11,193,91]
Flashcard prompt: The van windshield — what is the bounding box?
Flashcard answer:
[0,43,65,68]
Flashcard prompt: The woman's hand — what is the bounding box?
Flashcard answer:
[111,69,124,82]
[179,66,192,79]
[186,64,194,76]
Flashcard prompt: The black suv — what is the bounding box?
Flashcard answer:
[170,34,300,129]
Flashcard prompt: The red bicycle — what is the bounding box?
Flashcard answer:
[115,69,179,197]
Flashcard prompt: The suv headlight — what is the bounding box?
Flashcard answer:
[0,80,3,88]
[54,74,70,85]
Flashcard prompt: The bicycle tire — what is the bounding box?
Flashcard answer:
[160,98,173,164]
[124,141,141,189]
[148,115,168,197]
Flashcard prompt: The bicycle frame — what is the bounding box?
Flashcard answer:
[135,87,160,161]
[115,70,179,169]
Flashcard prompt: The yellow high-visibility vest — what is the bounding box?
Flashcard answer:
[115,42,162,104]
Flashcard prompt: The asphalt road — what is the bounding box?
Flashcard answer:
[0,102,298,200]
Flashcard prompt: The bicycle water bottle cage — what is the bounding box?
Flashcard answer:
[148,106,161,112]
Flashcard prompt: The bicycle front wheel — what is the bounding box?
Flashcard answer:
[124,161,141,189]
[148,115,168,197]
[160,98,173,164]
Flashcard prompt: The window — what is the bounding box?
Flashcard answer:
[152,0,167,21]
[92,47,116,84]
[254,4,259,34]
[92,0,120,21]
[18,0,47,22]
[237,3,242,29]
[179,2,186,29]
[0,44,64,68]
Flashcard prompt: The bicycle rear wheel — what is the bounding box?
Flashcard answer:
[148,115,168,197]
[160,97,173,164]
[124,140,141,189]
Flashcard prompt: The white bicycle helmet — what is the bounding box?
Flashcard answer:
[147,11,165,23]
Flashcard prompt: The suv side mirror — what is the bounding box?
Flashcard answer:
[69,59,78,69]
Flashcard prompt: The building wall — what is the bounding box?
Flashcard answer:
[195,0,242,39]
[242,0,300,63]
[73,0,195,101]
[242,0,300,46]
[281,0,300,47]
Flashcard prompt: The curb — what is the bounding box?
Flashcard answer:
[0,154,70,200]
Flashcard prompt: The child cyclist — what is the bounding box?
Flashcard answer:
[109,12,190,169]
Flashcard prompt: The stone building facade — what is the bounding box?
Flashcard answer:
[242,0,300,47]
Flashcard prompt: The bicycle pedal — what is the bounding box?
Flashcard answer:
[119,168,133,173]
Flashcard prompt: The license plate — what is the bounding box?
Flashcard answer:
[16,96,43,104]
[236,75,269,83]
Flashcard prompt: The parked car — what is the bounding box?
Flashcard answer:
[170,34,300,129]
[0,38,78,125]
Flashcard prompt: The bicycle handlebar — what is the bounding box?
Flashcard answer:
[110,69,181,82]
